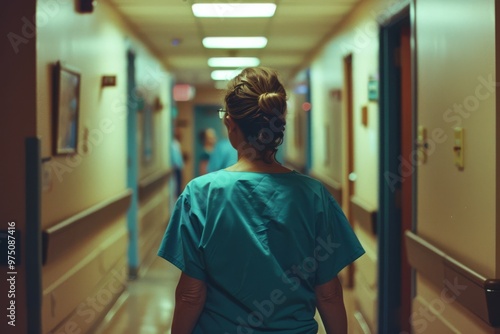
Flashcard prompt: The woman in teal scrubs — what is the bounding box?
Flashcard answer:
[158,67,365,334]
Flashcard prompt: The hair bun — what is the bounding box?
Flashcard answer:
[258,92,286,115]
[224,67,288,162]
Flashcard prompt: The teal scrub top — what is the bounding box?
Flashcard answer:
[158,170,365,334]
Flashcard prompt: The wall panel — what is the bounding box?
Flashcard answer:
[415,0,497,331]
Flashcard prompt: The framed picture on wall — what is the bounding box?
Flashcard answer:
[53,61,81,155]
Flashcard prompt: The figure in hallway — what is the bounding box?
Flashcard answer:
[207,124,237,172]
[158,67,365,334]
[198,127,217,175]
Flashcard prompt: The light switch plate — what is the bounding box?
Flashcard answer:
[453,127,464,170]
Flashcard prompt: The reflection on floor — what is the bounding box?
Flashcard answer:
[95,257,356,334]
[94,258,180,334]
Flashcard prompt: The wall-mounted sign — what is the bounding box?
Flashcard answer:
[101,75,117,87]
[368,76,378,101]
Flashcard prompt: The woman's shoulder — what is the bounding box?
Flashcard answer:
[186,169,326,191]
[185,170,232,189]
[286,171,326,188]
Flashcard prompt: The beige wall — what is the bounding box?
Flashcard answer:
[416,0,496,277]
[415,0,497,332]
[35,1,172,332]
[307,0,394,210]
[38,3,128,226]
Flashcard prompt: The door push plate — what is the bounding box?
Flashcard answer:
[417,126,427,164]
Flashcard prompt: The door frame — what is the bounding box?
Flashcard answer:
[377,2,415,333]
[343,53,355,288]
[305,68,312,174]
[126,49,139,278]
[26,138,42,333]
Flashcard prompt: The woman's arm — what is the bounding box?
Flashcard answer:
[171,273,207,334]
[315,276,347,334]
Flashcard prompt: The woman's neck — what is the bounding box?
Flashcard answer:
[226,156,291,173]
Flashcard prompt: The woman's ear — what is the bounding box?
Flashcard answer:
[224,115,237,134]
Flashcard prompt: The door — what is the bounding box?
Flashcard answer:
[399,22,413,334]
[378,6,413,333]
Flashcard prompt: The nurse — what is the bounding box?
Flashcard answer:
[207,126,237,172]
[158,67,365,334]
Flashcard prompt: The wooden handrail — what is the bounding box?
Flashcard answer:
[350,196,377,235]
[138,168,172,190]
[42,189,132,265]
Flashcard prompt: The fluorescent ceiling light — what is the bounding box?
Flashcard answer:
[211,70,241,81]
[203,37,267,49]
[208,57,260,67]
[192,3,277,18]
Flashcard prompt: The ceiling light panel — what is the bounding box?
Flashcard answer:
[208,57,260,67]
[192,3,277,18]
[202,37,268,49]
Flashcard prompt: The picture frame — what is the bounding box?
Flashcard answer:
[53,61,81,155]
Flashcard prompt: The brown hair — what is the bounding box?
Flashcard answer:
[224,67,287,162]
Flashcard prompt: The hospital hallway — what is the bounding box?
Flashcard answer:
[91,252,356,334]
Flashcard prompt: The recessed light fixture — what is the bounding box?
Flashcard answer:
[208,57,260,67]
[203,37,268,49]
[211,70,241,81]
[192,3,277,18]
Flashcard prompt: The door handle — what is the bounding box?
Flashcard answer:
[349,172,357,182]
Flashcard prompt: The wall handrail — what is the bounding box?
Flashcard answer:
[138,168,172,191]
[405,231,500,328]
[42,189,132,265]
[138,169,172,201]
[351,195,377,235]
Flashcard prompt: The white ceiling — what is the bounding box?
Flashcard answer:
[106,0,363,88]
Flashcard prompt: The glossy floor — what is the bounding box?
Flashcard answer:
[95,257,355,334]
